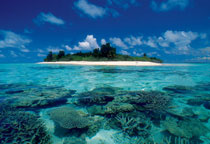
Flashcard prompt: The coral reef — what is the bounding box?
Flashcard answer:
[49,107,90,129]
[1,83,76,108]
[87,105,106,115]
[113,133,148,144]
[75,87,122,106]
[134,91,171,112]
[162,116,209,139]
[114,112,151,137]
[104,102,135,114]
[87,102,135,115]
[163,85,194,94]
[113,91,171,113]
[0,105,51,144]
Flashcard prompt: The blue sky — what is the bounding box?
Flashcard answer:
[0,0,209,63]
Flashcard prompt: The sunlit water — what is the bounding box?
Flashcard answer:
[0,63,210,144]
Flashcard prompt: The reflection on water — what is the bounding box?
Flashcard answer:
[0,63,210,144]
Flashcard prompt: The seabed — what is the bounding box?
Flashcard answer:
[0,63,210,144]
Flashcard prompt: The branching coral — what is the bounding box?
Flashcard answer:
[0,106,51,144]
[76,91,114,106]
[115,112,151,137]
[112,91,171,113]
[135,91,171,113]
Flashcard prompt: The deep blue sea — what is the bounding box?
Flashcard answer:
[0,63,210,144]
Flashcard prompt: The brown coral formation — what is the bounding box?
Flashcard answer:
[49,107,90,129]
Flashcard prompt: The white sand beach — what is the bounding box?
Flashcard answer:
[38,61,164,66]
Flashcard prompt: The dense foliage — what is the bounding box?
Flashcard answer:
[44,43,163,63]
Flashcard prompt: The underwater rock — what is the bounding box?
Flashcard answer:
[196,83,210,91]
[49,107,90,129]
[192,106,210,121]
[162,116,209,139]
[163,85,193,94]
[5,89,24,94]
[187,98,204,106]
[0,106,51,144]
[167,107,195,118]
[201,94,210,101]
[75,87,121,106]
[204,101,210,110]
[3,84,75,108]
[87,105,106,115]
[0,83,18,90]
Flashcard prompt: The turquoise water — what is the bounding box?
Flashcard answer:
[0,63,210,144]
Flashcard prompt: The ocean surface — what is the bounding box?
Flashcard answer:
[0,63,210,144]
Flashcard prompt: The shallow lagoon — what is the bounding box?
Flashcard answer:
[0,63,210,144]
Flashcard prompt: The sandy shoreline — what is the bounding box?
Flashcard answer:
[38,61,165,66]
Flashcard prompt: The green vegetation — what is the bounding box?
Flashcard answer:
[44,43,163,63]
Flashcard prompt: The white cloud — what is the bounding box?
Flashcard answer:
[189,56,210,62]
[109,37,128,49]
[107,30,205,55]
[197,56,210,60]
[37,49,44,53]
[143,37,158,48]
[35,12,65,25]
[101,39,107,45]
[199,46,210,54]
[21,49,30,53]
[64,45,72,51]
[10,51,18,57]
[157,37,169,47]
[151,0,189,12]
[0,30,31,49]
[73,35,99,50]
[47,46,64,53]
[0,54,5,58]
[124,36,143,47]
[120,50,130,55]
[74,0,106,18]
[147,51,160,57]
[37,53,46,57]
[160,30,198,54]
[133,51,143,56]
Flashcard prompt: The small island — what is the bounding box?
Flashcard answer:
[44,43,163,63]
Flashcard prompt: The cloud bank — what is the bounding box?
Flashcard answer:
[0,30,31,49]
